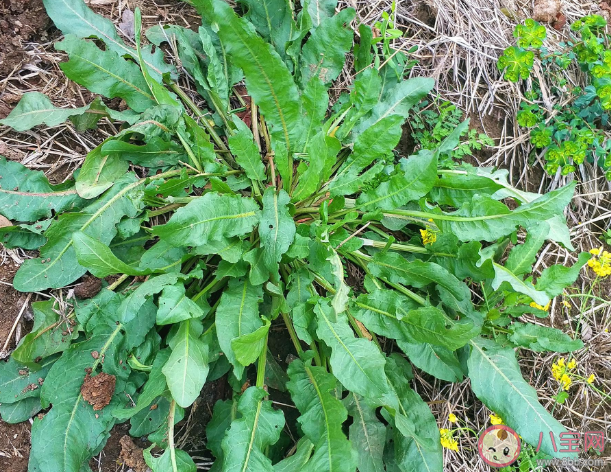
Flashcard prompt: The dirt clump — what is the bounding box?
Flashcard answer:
[81,371,116,411]
[74,275,102,299]
[0,0,50,78]
[119,435,148,472]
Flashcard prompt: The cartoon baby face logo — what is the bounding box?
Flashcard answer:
[478,425,521,467]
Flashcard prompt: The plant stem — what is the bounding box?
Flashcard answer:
[176,131,203,172]
[107,274,129,291]
[281,312,304,356]
[256,332,268,389]
[168,400,178,472]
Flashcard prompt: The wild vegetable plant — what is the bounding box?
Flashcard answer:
[498,15,611,179]
[0,0,592,471]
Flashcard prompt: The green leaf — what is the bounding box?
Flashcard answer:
[14,173,143,292]
[434,182,576,242]
[497,46,534,82]
[352,78,434,137]
[299,76,329,153]
[207,399,235,461]
[75,144,130,199]
[293,132,341,202]
[384,355,443,472]
[229,117,267,183]
[0,355,57,403]
[216,278,264,379]
[491,262,550,306]
[101,137,185,167]
[468,338,575,458]
[0,157,84,223]
[345,394,385,472]
[153,192,260,248]
[0,396,42,423]
[300,8,355,86]
[304,0,337,28]
[55,35,155,113]
[239,0,296,60]
[506,223,549,276]
[429,172,504,207]
[509,323,584,352]
[72,231,150,278]
[157,284,208,325]
[260,188,296,273]
[315,301,389,399]
[12,301,78,366]
[0,223,48,250]
[398,307,477,351]
[144,446,197,472]
[286,356,357,472]
[0,92,94,131]
[162,320,209,408]
[221,386,285,472]
[43,0,175,81]
[331,115,404,197]
[200,0,303,154]
[357,149,437,211]
[29,322,132,472]
[397,341,463,382]
[139,240,188,273]
[515,19,547,48]
[352,289,416,342]
[536,252,591,297]
[113,350,170,420]
[231,317,271,366]
[273,438,314,472]
[368,252,470,302]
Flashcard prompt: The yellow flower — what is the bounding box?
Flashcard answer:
[567,359,577,370]
[588,249,611,277]
[448,413,457,423]
[490,413,504,425]
[530,301,551,311]
[557,357,565,367]
[420,229,437,245]
[560,373,572,390]
[562,300,571,308]
[428,218,434,222]
[587,374,595,384]
[439,429,459,451]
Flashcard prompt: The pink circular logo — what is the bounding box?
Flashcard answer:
[478,425,521,467]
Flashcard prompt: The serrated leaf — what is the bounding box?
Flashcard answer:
[55,35,155,113]
[12,301,77,366]
[101,137,185,167]
[536,252,590,297]
[300,8,355,86]
[229,117,267,183]
[345,394,385,472]
[260,188,296,273]
[221,386,285,472]
[153,192,260,248]
[0,92,95,131]
[368,252,470,302]
[216,278,263,379]
[430,182,576,242]
[0,157,84,223]
[506,222,549,276]
[509,323,583,353]
[468,338,575,458]
[315,301,389,399]
[14,173,143,292]
[162,320,209,408]
[384,355,443,472]
[43,0,175,81]
[286,356,357,472]
[357,149,437,211]
[199,0,303,154]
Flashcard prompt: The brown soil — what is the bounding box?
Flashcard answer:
[74,275,103,300]
[119,435,147,472]
[0,0,50,107]
[0,259,27,357]
[81,372,116,411]
[0,420,30,472]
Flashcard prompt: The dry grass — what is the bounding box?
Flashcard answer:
[1,0,610,470]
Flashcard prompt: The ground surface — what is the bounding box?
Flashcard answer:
[0,0,610,471]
